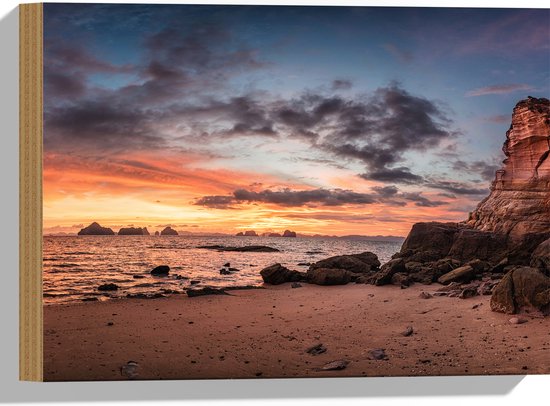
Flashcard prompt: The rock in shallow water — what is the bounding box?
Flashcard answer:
[150,265,170,275]
[97,283,118,291]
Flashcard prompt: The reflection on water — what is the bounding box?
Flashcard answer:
[43,235,403,304]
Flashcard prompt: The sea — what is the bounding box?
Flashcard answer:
[43,235,404,304]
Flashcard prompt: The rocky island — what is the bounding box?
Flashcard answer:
[160,226,178,236]
[77,222,115,235]
[118,227,150,235]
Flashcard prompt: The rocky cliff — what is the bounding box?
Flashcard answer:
[373,97,550,314]
[468,97,550,239]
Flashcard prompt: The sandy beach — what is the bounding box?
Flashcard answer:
[44,283,550,381]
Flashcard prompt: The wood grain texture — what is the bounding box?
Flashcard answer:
[19,2,43,382]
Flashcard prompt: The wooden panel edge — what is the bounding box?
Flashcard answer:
[19,2,43,382]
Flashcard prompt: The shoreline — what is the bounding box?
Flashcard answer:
[44,283,550,381]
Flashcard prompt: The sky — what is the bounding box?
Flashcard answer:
[42,4,550,236]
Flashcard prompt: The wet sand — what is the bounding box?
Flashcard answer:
[44,283,550,381]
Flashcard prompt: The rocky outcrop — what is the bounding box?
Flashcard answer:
[77,222,115,236]
[260,264,305,285]
[384,98,549,284]
[468,97,550,240]
[282,230,297,238]
[118,227,150,235]
[160,226,178,236]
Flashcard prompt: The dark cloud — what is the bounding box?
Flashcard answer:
[425,180,489,195]
[269,84,455,183]
[45,100,165,153]
[400,192,446,207]
[452,160,499,181]
[371,185,399,198]
[193,195,236,209]
[232,188,378,206]
[360,167,424,184]
[195,185,448,209]
[332,79,353,90]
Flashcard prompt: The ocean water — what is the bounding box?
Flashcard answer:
[43,236,403,304]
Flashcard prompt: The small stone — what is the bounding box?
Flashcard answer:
[369,348,388,360]
[132,275,145,279]
[107,322,114,326]
[509,317,528,325]
[224,262,230,267]
[306,343,327,355]
[401,326,414,337]
[320,359,349,371]
[120,361,139,379]
[419,291,433,299]
[291,282,302,288]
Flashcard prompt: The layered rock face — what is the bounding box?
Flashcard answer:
[468,97,550,240]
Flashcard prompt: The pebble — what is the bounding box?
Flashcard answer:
[509,317,528,325]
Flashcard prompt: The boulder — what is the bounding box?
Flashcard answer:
[490,266,550,315]
[160,226,178,236]
[307,268,353,285]
[372,258,406,286]
[400,222,460,258]
[447,228,507,263]
[154,231,160,236]
[309,252,380,274]
[260,263,304,285]
[437,265,475,285]
[150,265,170,275]
[391,272,411,287]
[531,238,550,275]
[78,222,115,236]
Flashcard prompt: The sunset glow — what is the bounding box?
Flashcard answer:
[43,5,550,236]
